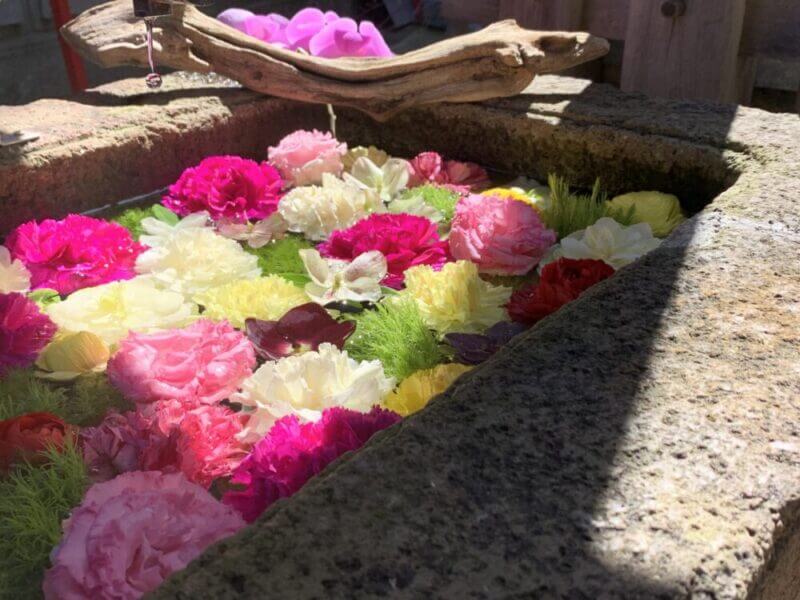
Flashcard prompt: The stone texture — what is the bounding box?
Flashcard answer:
[2,73,800,599]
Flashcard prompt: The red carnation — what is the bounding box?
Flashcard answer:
[0,412,74,473]
[507,258,614,326]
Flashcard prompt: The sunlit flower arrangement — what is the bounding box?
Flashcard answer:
[0,127,677,598]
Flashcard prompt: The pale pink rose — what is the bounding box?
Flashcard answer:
[268,129,347,187]
[407,151,489,191]
[43,471,244,600]
[449,194,557,275]
[444,160,490,190]
[408,151,447,187]
[107,319,256,409]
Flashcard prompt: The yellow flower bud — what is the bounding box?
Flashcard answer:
[36,331,110,381]
[606,191,686,238]
[385,363,472,416]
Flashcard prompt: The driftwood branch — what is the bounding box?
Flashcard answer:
[62,0,609,120]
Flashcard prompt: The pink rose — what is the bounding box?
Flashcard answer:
[217,8,254,32]
[408,151,446,186]
[162,155,283,221]
[309,18,393,58]
[408,151,489,191]
[285,8,340,50]
[43,471,244,600]
[242,13,290,47]
[107,319,256,409]
[268,129,346,187]
[449,194,557,275]
[5,215,143,295]
[0,292,57,376]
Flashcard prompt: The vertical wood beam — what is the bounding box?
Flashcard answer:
[498,0,584,30]
[621,0,747,103]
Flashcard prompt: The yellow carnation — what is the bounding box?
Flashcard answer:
[36,331,110,381]
[343,145,389,172]
[606,191,685,238]
[402,261,511,334]
[195,276,309,328]
[385,363,472,416]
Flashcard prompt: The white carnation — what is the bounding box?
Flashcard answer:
[0,246,31,293]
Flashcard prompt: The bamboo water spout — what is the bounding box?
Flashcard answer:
[62,0,609,121]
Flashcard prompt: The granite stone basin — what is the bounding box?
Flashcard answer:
[1,74,799,599]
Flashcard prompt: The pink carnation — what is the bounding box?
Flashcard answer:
[317,213,451,288]
[163,155,283,221]
[5,215,143,295]
[0,292,57,376]
[43,471,244,600]
[268,129,346,187]
[449,194,557,275]
[82,404,245,488]
[223,406,400,522]
[107,319,256,409]
[408,151,489,191]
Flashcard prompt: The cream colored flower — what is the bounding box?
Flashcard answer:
[402,261,511,334]
[386,194,445,226]
[384,363,472,416]
[195,275,309,328]
[551,217,661,270]
[235,343,395,444]
[343,145,389,172]
[278,174,384,241]
[0,245,31,293]
[139,211,213,248]
[215,213,288,248]
[606,191,685,238]
[300,249,386,304]
[46,277,198,346]
[135,228,261,298]
[35,331,110,381]
[344,157,410,202]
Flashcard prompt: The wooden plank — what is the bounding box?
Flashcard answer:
[621,0,747,103]
[498,0,584,30]
[441,0,500,25]
[582,0,628,40]
[741,0,800,59]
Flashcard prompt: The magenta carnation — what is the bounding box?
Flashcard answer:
[268,129,346,187]
[162,155,283,221]
[43,471,244,600]
[407,151,489,190]
[5,215,143,295]
[317,213,451,288]
[223,406,400,522]
[0,292,57,376]
[449,194,557,275]
[107,319,256,409]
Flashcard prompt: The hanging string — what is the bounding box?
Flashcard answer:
[144,17,163,89]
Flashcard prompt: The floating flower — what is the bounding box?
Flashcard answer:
[234,343,394,444]
[385,364,472,416]
[606,191,686,238]
[42,471,244,600]
[546,217,661,270]
[35,331,110,381]
[343,145,389,172]
[344,157,410,202]
[242,13,290,47]
[195,275,308,329]
[139,211,213,248]
[318,213,450,289]
[6,215,143,295]
[217,8,254,31]
[215,212,287,248]
[0,246,31,293]
[483,186,549,213]
[0,292,57,376]
[223,407,400,522]
[407,151,489,190]
[300,249,386,304]
[268,130,346,187]
[107,319,256,408]
[402,261,511,334]
[278,174,383,241]
[445,321,528,365]
[163,156,283,221]
[284,7,339,50]
[449,194,556,275]
[176,405,247,487]
[245,303,355,361]
[45,277,198,346]
[0,412,73,473]
[135,228,261,298]
[508,258,614,325]
[309,17,393,58]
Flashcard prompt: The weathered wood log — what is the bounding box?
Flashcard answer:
[62,0,609,120]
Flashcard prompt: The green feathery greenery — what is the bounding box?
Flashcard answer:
[0,440,89,599]
[0,369,131,427]
[540,174,635,239]
[111,204,159,239]
[345,298,445,381]
[246,234,314,282]
[397,184,461,223]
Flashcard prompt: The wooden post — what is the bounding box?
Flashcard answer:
[621,0,746,103]
[498,0,584,30]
